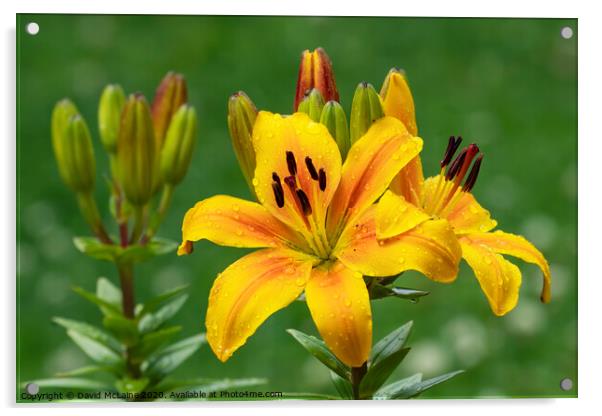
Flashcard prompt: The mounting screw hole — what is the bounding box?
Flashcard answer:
[26,22,39,36]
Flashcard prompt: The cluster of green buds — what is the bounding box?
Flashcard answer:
[51,71,198,247]
[227,48,416,196]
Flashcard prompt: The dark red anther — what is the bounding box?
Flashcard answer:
[296,189,312,215]
[462,154,483,192]
[272,181,285,208]
[284,175,297,192]
[445,148,467,180]
[440,136,463,168]
[318,169,327,191]
[286,151,297,176]
[272,172,281,184]
[305,156,319,180]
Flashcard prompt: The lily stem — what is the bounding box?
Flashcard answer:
[351,362,368,400]
[118,261,141,379]
[141,184,173,245]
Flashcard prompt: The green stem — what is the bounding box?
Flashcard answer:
[118,261,141,379]
[351,362,368,400]
[76,192,112,244]
[129,205,145,245]
[141,184,173,244]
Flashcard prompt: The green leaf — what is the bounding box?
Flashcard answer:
[286,329,350,380]
[119,238,178,263]
[52,317,122,353]
[115,377,150,394]
[143,334,206,379]
[73,237,120,262]
[370,321,413,367]
[96,277,122,316]
[55,365,116,377]
[131,326,182,360]
[72,286,121,317]
[21,377,113,391]
[373,373,423,399]
[360,348,410,398]
[66,330,123,366]
[369,284,429,301]
[412,370,465,397]
[329,371,353,399]
[138,294,188,333]
[137,285,189,318]
[102,315,139,346]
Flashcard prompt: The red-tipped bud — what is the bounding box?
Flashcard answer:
[294,48,339,111]
[151,71,188,146]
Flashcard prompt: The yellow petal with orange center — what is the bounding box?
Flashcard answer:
[422,175,497,234]
[461,230,551,303]
[326,116,422,240]
[205,248,318,362]
[459,236,522,316]
[252,112,342,236]
[305,260,372,367]
[178,195,309,255]
[334,207,461,282]
[376,190,431,239]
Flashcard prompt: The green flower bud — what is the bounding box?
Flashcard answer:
[160,105,198,186]
[51,100,96,193]
[227,91,258,194]
[349,82,384,144]
[151,71,188,146]
[98,84,126,154]
[297,88,325,122]
[116,94,157,206]
[320,100,350,159]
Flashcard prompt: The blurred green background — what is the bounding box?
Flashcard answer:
[16,15,577,399]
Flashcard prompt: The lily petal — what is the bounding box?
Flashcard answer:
[335,207,461,282]
[376,190,431,239]
[459,236,522,316]
[423,175,497,234]
[178,195,309,255]
[461,231,551,303]
[252,112,342,235]
[205,248,317,362]
[326,116,422,240]
[305,260,372,367]
[389,157,425,207]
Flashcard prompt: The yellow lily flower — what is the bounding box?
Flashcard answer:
[178,111,462,366]
[378,69,551,316]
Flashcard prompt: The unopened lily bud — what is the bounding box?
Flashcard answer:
[116,94,156,206]
[294,48,339,111]
[297,88,325,122]
[51,101,96,193]
[151,71,188,146]
[227,91,258,193]
[98,84,126,153]
[349,82,384,143]
[380,68,417,135]
[160,105,198,186]
[320,100,350,159]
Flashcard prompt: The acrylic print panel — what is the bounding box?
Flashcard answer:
[16,14,577,402]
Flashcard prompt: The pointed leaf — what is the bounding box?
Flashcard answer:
[373,373,423,400]
[138,285,189,317]
[119,238,178,263]
[21,377,113,391]
[131,326,182,360]
[115,377,150,394]
[66,330,123,366]
[330,371,353,399]
[138,294,188,333]
[370,284,429,301]
[55,365,116,377]
[370,321,413,367]
[360,348,410,398]
[73,237,120,262]
[52,317,122,353]
[287,329,350,379]
[102,315,139,346]
[143,334,206,379]
[96,277,122,317]
[72,286,121,316]
[411,370,465,397]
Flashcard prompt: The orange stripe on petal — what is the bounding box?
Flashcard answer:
[206,248,317,362]
[305,261,372,367]
[335,207,461,282]
[462,230,551,303]
[178,195,309,255]
[327,116,422,239]
[459,236,522,316]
